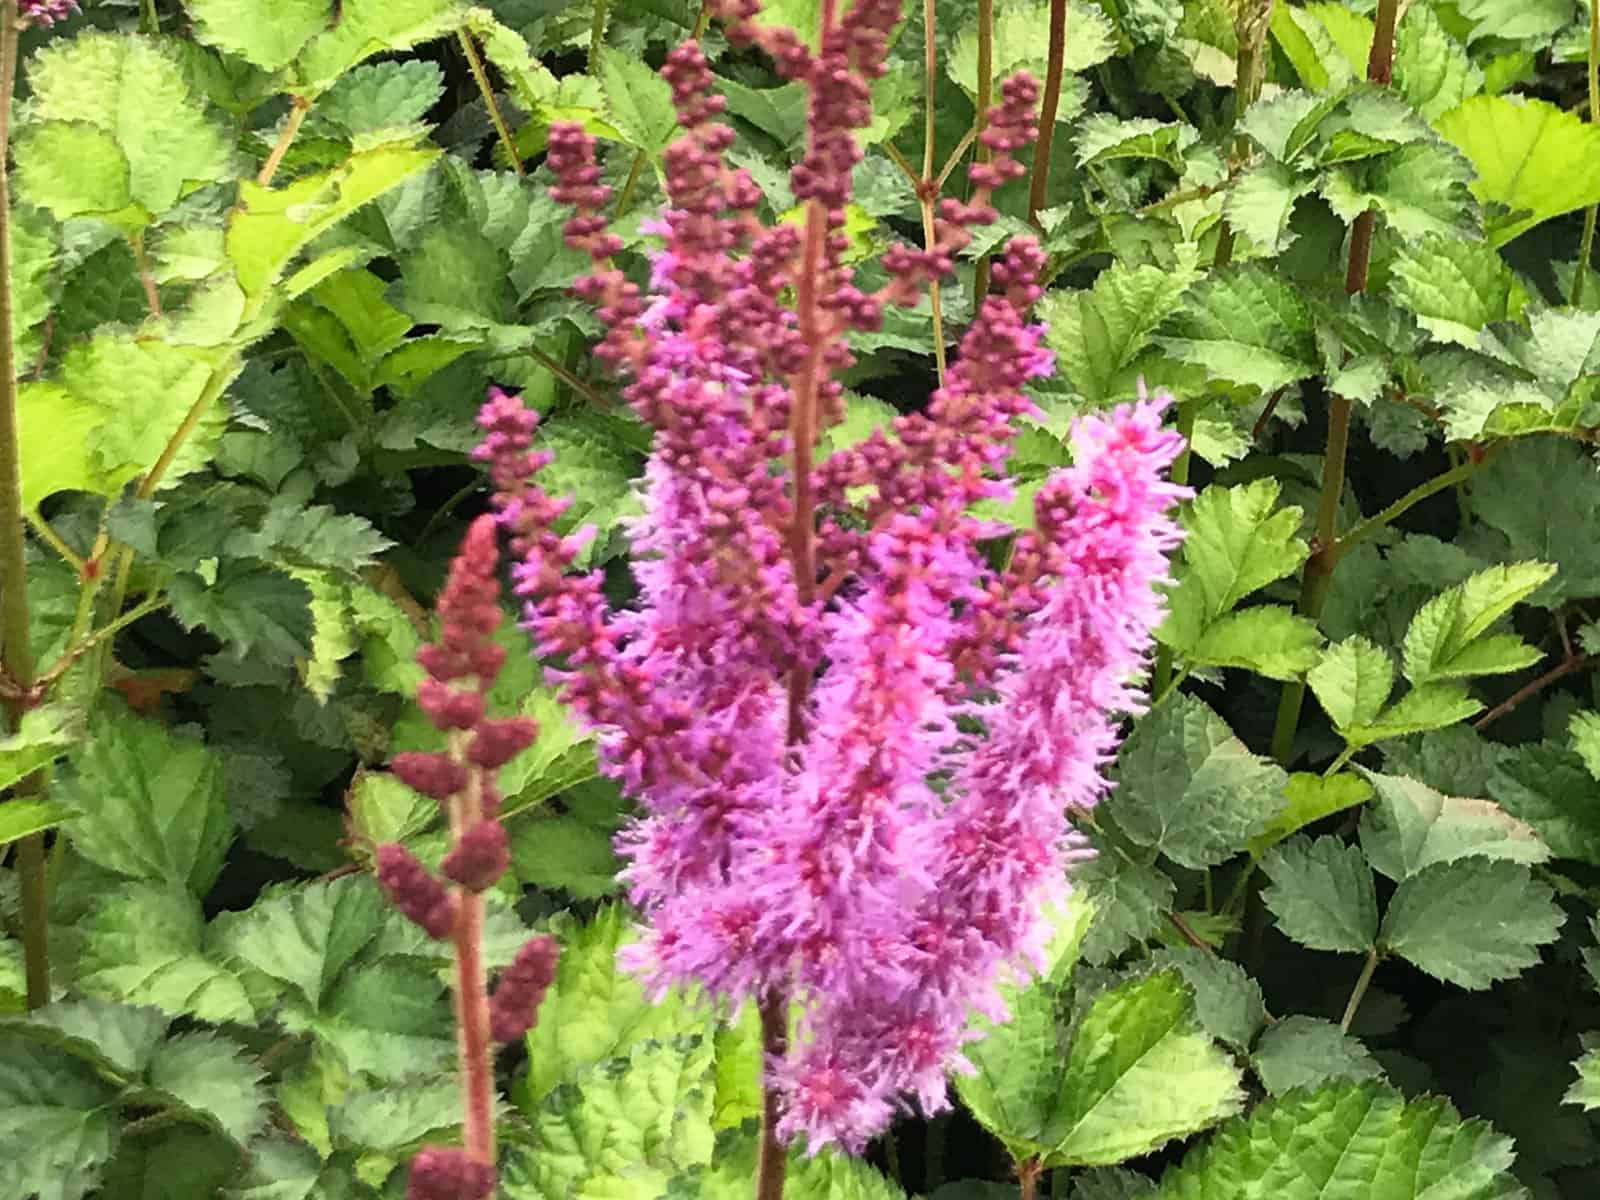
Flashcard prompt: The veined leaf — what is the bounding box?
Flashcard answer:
[1247,773,1373,858]
[1401,562,1555,685]
[1250,1016,1381,1097]
[1309,636,1394,733]
[1358,770,1550,880]
[1342,682,1485,748]
[1260,835,1379,954]
[948,1,1116,97]
[1388,234,1529,346]
[186,0,333,71]
[1156,265,1320,393]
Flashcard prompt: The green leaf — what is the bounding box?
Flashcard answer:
[1489,742,1600,865]
[348,771,435,849]
[293,0,467,96]
[18,383,112,512]
[168,563,315,666]
[99,1128,240,1200]
[1260,835,1379,953]
[12,124,132,221]
[18,33,235,226]
[1342,682,1484,748]
[1148,948,1265,1052]
[186,0,333,71]
[1388,234,1528,346]
[1247,773,1373,857]
[1401,562,1555,685]
[318,59,447,136]
[958,896,1096,1157]
[1074,849,1176,965]
[1379,858,1563,988]
[1250,1016,1382,1097]
[1037,259,1200,406]
[501,1036,718,1199]
[210,874,387,1012]
[1309,636,1394,733]
[1570,711,1600,781]
[1155,1080,1523,1199]
[2,997,168,1078]
[1041,971,1244,1166]
[1110,695,1288,869]
[0,703,75,794]
[146,1032,269,1145]
[1471,440,1600,604]
[1162,478,1310,635]
[226,137,440,302]
[1321,140,1478,244]
[511,811,622,900]
[597,51,678,155]
[327,1077,462,1152]
[1357,770,1550,881]
[75,884,254,1023]
[1223,161,1313,255]
[1076,116,1198,170]
[948,1,1115,97]
[0,1038,121,1200]
[59,707,233,894]
[1185,606,1323,681]
[1394,2,1482,121]
[1436,95,1600,247]
[1566,1049,1600,1111]
[309,268,413,362]
[0,798,74,847]
[1156,266,1319,393]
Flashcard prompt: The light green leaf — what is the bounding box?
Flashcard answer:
[1309,636,1394,733]
[1379,858,1563,988]
[226,137,440,303]
[18,383,111,512]
[1566,1049,1600,1111]
[1571,711,1600,781]
[958,896,1096,1157]
[186,0,332,71]
[348,771,436,848]
[310,268,413,362]
[1038,258,1201,406]
[1185,606,1323,681]
[948,1,1115,97]
[1436,95,1600,247]
[1156,266,1319,393]
[20,33,234,226]
[147,1032,269,1145]
[0,798,74,847]
[1,997,167,1078]
[1111,695,1289,869]
[167,564,314,666]
[1077,116,1198,170]
[59,707,233,894]
[1260,835,1379,953]
[293,0,467,96]
[1401,562,1555,685]
[13,124,132,220]
[1155,1080,1523,1199]
[1394,2,1482,121]
[1358,770,1549,881]
[0,704,75,794]
[500,1036,718,1199]
[76,884,254,1023]
[1319,141,1478,243]
[1342,682,1484,748]
[1388,234,1529,346]
[1042,971,1244,1166]
[1222,161,1312,255]
[1247,773,1373,858]
[327,1077,462,1152]
[597,51,678,155]
[1250,1016,1382,1097]
[0,1038,121,1200]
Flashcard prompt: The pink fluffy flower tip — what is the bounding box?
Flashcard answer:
[19,0,79,26]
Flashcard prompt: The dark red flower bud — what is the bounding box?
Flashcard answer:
[376,844,458,939]
[441,820,510,892]
[489,934,560,1042]
[392,752,468,801]
[418,679,486,731]
[406,1146,496,1200]
[468,717,540,769]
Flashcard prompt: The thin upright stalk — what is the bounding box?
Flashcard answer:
[1576,0,1600,307]
[589,0,610,74]
[448,736,496,1169]
[1269,0,1398,766]
[1026,0,1067,227]
[970,0,994,303]
[460,29,524,177]
[258,97,310,187]
[0,0,45,1010]
[920,0,947,383]
[1340,948,1380,1033]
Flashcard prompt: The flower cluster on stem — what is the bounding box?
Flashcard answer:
[474,0,1189,1156]
[374,515,560,1198]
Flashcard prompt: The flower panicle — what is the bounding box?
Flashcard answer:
[505,0,1191,1159]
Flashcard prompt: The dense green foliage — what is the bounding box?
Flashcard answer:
[6,0,1600,1197]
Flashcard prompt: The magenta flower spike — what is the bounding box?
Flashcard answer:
[473,0,1191,1159]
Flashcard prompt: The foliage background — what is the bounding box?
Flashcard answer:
[6,0,1600,1197]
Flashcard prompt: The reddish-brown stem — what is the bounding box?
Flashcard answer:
[449,739,496,1169]
[258,96,310,187]
[1026,0,1066,227]
[970,0,994,303]
[1474,653,1593,731]
[754,992,791,1200]
[1018,1158,1042,1200]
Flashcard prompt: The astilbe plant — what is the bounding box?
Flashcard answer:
[461,0,1188,1174]
[374,515,560,1200]
[17,0,78,27]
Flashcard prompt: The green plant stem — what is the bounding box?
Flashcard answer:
[1150,401,1199,696]
[1576,0,1600,307]
[130,233,162,317]
[258,97,310,188]
[1340,948,1380,1033]
[1270,0,1398,767]
[459,29,523,177]
[139,0,158,33]
[37,594,165,689]
[1026,0,1067,228]
[971,0,993,304]
[1337,449,1493,555]
[26,514,82,573]
[0,0,47,1012]
[615,150,648,215]
[589,0,610,74]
